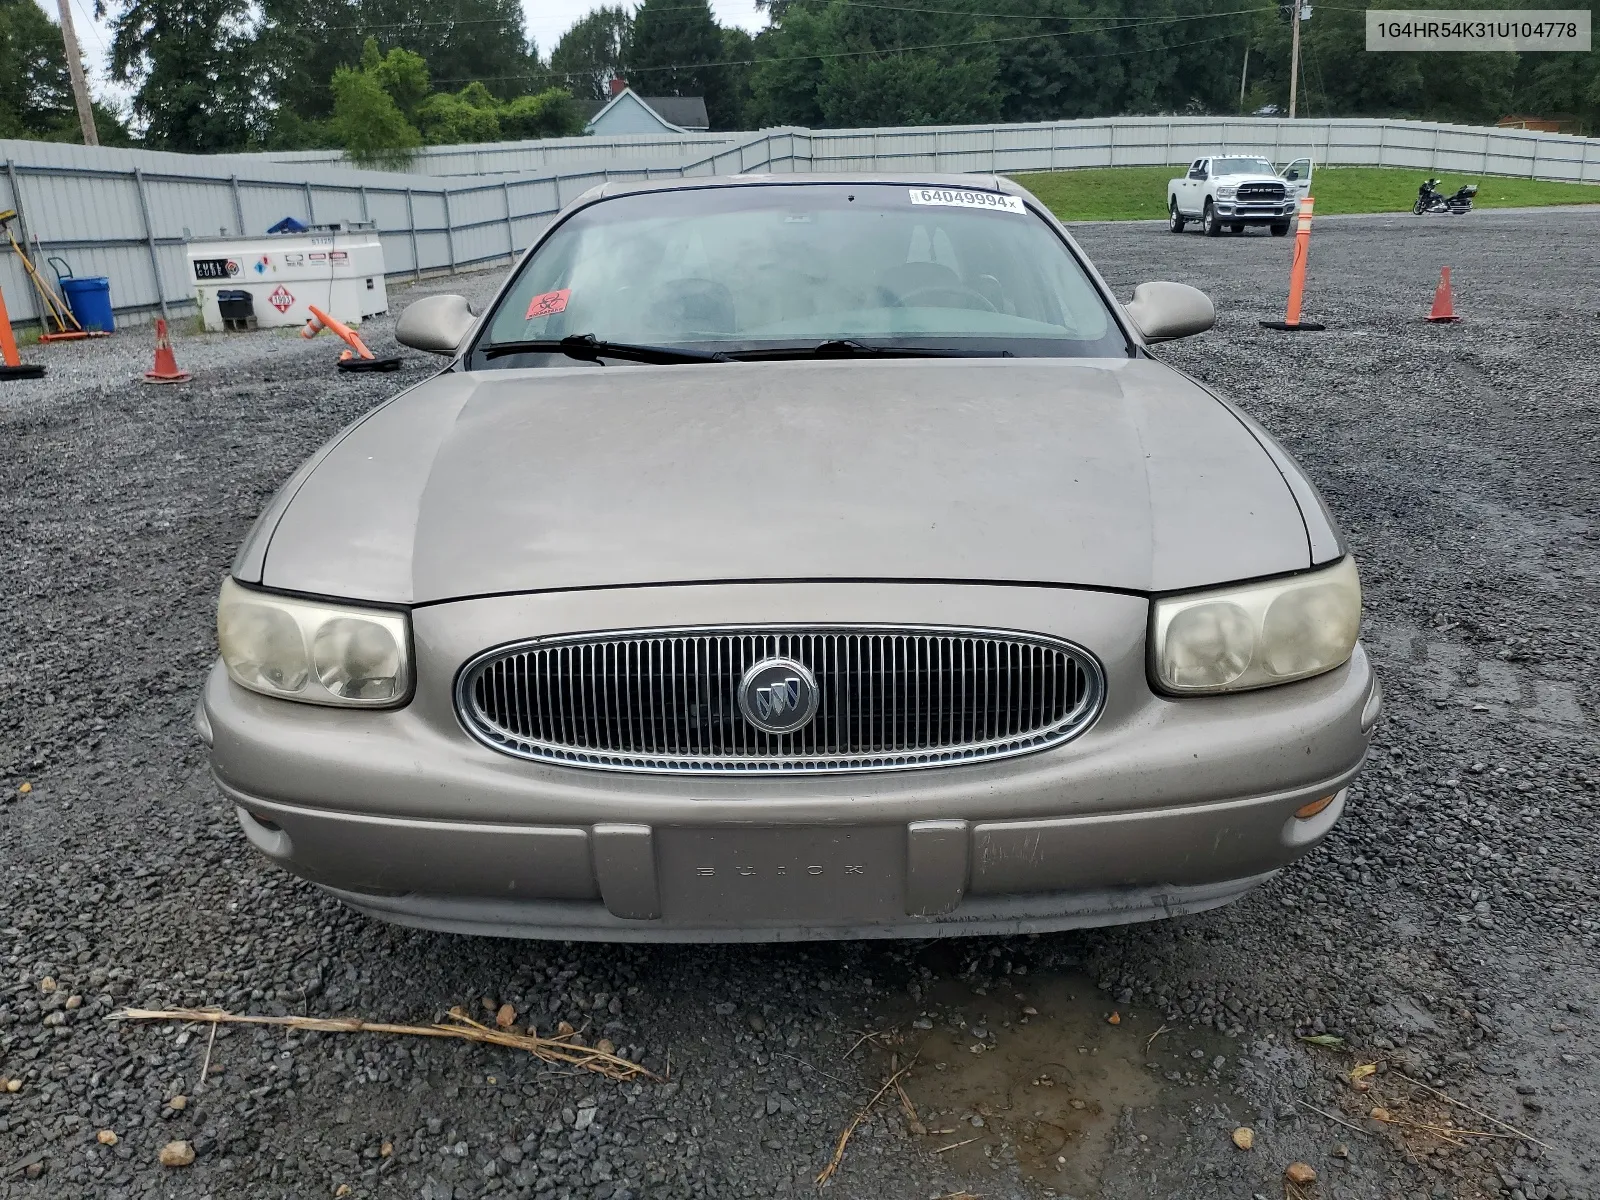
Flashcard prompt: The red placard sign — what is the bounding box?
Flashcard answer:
[525,289,571,319]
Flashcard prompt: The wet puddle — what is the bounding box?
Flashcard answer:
[874,963,1237,1196]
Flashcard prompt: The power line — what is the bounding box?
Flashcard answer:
[832,0,1265,22]
[436,21,1265,84]
[535,4,1272,81]
[285,0,1268,41]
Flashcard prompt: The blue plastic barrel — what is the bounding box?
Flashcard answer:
[61,276,115,334]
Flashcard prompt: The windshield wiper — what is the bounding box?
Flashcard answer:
[481,334,730,365]
[727,339,1013,361]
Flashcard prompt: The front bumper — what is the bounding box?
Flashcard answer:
[200,582,1380,941]
[1213,201,1295,222]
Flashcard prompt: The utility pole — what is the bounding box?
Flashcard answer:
[54,0,100,146]
[1287,2,1305,120]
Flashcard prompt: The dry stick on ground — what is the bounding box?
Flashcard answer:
[195,1021,217,1093]
[111,1007,656,1082]
[816,1059,916,1186]
[932,1135,983,1155]
[840,1030,884,1060]
[1145,1024,1171,1051]
[894,1074,926,1136]
[1294,1099,1376,1138]
[1391,1072,1553,1149]
[1366,1107,1509,1149]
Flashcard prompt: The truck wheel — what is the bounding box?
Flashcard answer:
[1202,201,1222,237]
[1168,200,1186,233]
[1270,221,1290,237]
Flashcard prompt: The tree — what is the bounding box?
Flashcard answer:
[365,37,429,120]
[354,0,537,99]
[252,0,364,126]
[549,5,631,102]
[330,62,419,165]
[750,0,1001,128]
[416,80,501,143]
[1,0,74,137]
[1516,51,1600,133]
[500,89,586,138]
[102,0,259,150]
[719,26,755,128]
[629,0,744,126]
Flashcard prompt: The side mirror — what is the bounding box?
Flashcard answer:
[396,294,476,355]
[1123,281,1215,343]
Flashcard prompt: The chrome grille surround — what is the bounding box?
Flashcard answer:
[455,625,1105,775]
[1237,181,1287,201]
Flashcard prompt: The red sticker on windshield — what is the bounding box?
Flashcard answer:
[525,289,570,319]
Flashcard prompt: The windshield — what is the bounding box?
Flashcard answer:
[1213,158,1276,176]
[471,183,1128,366]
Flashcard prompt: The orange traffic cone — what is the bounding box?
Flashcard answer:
[1426,267,1459,323]
[1260,197,1326,332]
[143,318,191,384]
[304,304,400,373]
[0,284,46,380]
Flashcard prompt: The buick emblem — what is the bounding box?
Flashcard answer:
[737,657,819,734]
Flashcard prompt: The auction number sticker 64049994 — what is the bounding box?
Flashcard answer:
[908,187,1026,214]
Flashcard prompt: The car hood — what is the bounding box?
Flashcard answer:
[255,357,1314,605]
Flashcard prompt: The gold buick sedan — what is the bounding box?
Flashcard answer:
[197,174,1379,941]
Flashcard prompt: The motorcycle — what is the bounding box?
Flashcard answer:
[1413,178,1478,215]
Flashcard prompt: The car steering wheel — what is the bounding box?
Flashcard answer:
[894,284,999,312]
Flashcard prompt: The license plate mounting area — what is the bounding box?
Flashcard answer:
[656,826,905,925]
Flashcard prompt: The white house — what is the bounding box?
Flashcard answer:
[583,82,711,136]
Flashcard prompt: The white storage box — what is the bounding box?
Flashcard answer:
[187,223,388,332]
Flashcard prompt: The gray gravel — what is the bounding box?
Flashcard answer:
[1,207,1596,1200]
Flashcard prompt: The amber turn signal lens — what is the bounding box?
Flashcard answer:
[1294,794,1336,820]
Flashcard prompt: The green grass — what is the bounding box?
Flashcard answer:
[1009,165,1600,222]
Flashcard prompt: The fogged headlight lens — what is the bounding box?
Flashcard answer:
[1152,557,1360,694]
[1216,185,1237,199]
[217,578,411,706]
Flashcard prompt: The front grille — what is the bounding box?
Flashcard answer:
[1237,182,1286,201]
[456,625,1104,775]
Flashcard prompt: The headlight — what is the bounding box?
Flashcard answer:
[217,578,411,706]
[1151,557,1360,694]
[1216,185,1237,199]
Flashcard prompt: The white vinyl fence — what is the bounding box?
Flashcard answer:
[3,116,1596,328]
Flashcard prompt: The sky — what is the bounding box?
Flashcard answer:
[34,0,769,104]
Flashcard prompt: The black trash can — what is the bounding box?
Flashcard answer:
[217,290,256,332]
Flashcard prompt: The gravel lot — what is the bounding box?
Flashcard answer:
[2,207,1596,1200]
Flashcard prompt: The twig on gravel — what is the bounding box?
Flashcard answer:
[1145,1023,1171,1051]
[840,1029,884,1059]
[1390,1072,1552,1149]
[894,1074,925,1136]
[110,1006,656,1082]
[195,1021,217,1092]
[932,1135,982,1154]
[1293,1099,1375,1137]
[773,1050,850,1088]
[815,1058,915,1186]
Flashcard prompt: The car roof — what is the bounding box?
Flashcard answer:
[582,172,1023,203]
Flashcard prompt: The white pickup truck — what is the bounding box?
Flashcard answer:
[1168,155,1313,237]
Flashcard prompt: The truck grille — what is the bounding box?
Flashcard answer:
[456,625,1103,775]
[1237,182,1286,201]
